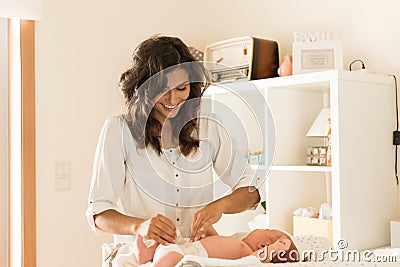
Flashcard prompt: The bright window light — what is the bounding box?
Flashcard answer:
[0,17,9,267]
[9,18,22,267]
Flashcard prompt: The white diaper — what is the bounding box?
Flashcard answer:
[181,241,208,257]
[154,241,208,261]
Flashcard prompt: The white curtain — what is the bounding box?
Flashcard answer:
[0,0,42,20]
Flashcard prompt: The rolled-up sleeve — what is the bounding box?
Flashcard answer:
[86,117,126,233]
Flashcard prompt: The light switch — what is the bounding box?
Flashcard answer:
[55,162,71,191]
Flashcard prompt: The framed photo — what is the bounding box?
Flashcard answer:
[292,32,343,74]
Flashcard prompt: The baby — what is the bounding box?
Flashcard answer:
[134,228,299,266]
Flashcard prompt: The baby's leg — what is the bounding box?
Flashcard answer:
[151,251,184,267]
[133,235,158,264]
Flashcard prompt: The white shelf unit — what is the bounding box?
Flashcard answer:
[206,70,398,250]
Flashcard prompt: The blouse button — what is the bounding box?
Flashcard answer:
[176,188,180,192]
[175,174,179,177]
[176,218,180,222]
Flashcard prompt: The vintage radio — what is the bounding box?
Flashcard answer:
[203,36,279,83]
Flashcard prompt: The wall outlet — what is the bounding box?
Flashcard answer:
[55,162,71,191]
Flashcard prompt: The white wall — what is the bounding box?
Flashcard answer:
[181,0,400,75]
[35,1,185,266]
[36,1,400,267]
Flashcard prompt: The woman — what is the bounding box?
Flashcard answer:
[86,35,261,247]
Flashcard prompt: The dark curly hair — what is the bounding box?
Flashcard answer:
[119,35,209,156]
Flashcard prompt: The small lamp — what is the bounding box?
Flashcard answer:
[306,108,331,137]
[306,108,331,166]
[306,108,332,204]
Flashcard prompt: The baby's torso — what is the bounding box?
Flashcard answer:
[199,236,253,260]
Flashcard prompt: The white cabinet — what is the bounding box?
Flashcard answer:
[206,70,398,250]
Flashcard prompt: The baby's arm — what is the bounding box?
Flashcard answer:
[133,235,158,264]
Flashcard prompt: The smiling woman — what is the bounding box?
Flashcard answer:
[87,36,261,263]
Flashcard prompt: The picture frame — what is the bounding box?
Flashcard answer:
[292,31,343,74]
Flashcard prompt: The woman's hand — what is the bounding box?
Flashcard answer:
[190,202,223,242]
[136,214,177,246]
[190,187,259,241]
[204,225,219,236]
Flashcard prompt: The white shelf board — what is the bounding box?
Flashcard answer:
[204,70,394,96]
[203,79,264,95]
[252,70,336,89]
[250,165,332,172]
[250,164,268,170]
[205,71,334,95]
[270,165,332,172]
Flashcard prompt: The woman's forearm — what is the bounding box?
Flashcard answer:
[96,210,177,244]
[190,187,260,241]
[94,209,145,235]
[217,187,260,214]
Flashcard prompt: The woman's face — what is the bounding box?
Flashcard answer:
[152,68,191,123]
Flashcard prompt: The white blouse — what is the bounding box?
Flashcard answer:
[86,113,262,239]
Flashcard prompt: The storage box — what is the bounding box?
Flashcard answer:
[391,220,400,248]
[293,216,332,241]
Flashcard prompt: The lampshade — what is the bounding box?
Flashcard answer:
[306,108,330,137]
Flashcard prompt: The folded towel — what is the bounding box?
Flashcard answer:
[176,255,260,267]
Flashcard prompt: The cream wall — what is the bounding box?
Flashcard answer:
[181,0,400,75]
[36,1,400,267]
[35,1,185,266]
